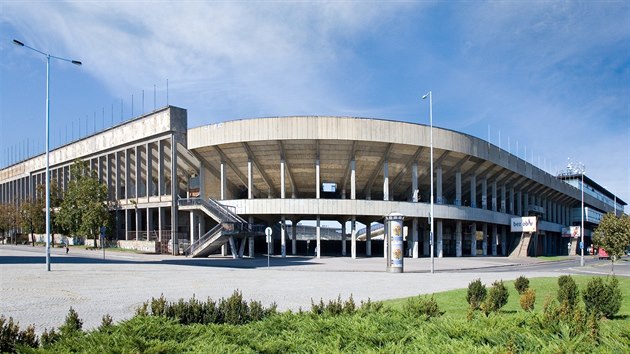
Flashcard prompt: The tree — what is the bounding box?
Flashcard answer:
[20,197,45,246]
[593,213,630,273]
[56,160,111,247]
[0,203,12,243]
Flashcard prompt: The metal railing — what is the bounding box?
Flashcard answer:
[179,198,246,224]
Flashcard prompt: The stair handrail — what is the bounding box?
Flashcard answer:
[184,223,223,256]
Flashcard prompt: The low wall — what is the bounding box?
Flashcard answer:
[117,240,160,253]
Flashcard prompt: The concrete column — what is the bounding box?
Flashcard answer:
[341,221,347,256]
[455,171,462,205]
[470,174,477,208]
[455,220,462,257]
[351,216,357,259]
[248,216,255,258]
[509,187,514,214]
[280,159,286,199]
[412,218,418,258]
[366,223,372,257]
[147,143,154,196]
[437,219,443,258]
[350,159,356,200]
[481,178,488,209]
[248,160,253,199]
[523,193,529,216]
[316,216,321,259]
[423,223,430,256]
[147,207,153,240]
[384,222,388,258]
[198,214,205,241]
[471,222,477,256]
[291,220,297,255]
[482,223,488,256]
[220,161,226,200]
[158,140,165,196]
[125,209,130,240]
[501,184,506,213]
[492,181,497,211]
[158,207,163,243]
[315,159,320,199]
[436,165,443,204]
[136,208,141,241]
[383,161,389,201]
[517,191,522,216]
[189,211,195,244]
[170,135,178,255]
[107,154,113,200]
[281,216,286,257]
[221,244,228,256]
[412,163,418,202]
[135,146,140,198]
[492,224,498,256]
[501,225,507,256]
[125,149,130,199]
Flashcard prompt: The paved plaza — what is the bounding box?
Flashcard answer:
[0,244,620,333]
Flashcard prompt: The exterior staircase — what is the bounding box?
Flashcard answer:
[509,232,532,258]
[178,198,264,258]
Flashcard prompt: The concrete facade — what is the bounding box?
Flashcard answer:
[1,108,625,258]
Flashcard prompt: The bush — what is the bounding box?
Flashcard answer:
[557,275,579,311]
[98,314,114,332]
[583,276,622,319]
[359,298,384,314]
[519,288,536,312]
[310,295,358,316]
[59,307,83,336]
[404,295,443,319]
[0,316,39,352]
[514,276,530,295]
[483,280,509,314]
[466,279,487,310]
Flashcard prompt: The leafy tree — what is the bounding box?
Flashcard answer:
[0,203,11,242]
[57,160,111,247]
[593,213,630,273]
[20,197,45,246]
[0,203,20,244]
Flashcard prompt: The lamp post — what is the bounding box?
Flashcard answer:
[13,39,82,272]
[580,166,585,267]
[422,91,434,274]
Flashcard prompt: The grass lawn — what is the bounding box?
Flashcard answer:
[384,275,630,322]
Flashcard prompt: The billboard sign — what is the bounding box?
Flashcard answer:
[570,226,581,238]
[511,216,537,232]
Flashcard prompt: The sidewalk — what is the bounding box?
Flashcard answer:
[0,244,560,334]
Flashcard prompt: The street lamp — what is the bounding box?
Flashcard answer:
[13,39,82,272]
[422,91,434,274]
[568,159,585,267]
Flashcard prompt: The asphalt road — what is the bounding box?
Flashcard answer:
[1,244,627,334]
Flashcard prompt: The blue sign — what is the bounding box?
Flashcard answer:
[580,241,584,250]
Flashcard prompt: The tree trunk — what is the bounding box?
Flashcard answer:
[31,231,35,246]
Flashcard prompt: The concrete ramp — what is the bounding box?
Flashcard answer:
[509,232,532,258]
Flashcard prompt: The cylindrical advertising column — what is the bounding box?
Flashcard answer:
[386,213,405,273]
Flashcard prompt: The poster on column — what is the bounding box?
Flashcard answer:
[390,219,404,268]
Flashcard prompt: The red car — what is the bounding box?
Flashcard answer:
[598,248,610,260]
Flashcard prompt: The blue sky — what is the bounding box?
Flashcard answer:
[1,1,629,212]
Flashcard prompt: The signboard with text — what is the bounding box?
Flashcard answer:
[511,216,537,232]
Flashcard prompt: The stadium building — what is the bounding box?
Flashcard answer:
[0,106,625,258]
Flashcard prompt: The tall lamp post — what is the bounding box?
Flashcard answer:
[422,91,434,274]
[579,164,585,267]
[13,39,82,272]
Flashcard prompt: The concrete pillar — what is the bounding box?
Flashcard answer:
[492,224,498,256]
[470,174,477,208]
[248,160,253,199]
[351,159,356,200]
[455,221,462,257]
[135,146,141,198]
[315,159,320,199]
[281,159,286,199]
[158,140,165,196]
[482,223,488,256]
[501,225,507,256]
[220,161,226,200]
[170,135,179,255]
[471,222,477,256]
[221,244,228,256]
[281,216,286,257]
[492,181,497,211]
[316,216,321,259]
[455,171,462,205]
[437,219,443,258]
[517,191,522,216]
[436,165,443,204]
[423,223,430,256]
[366,223,372,257]
[248,216,255,257]
[125,149,130,199]
[125,209,130,240]
[351,216,356,259]
[146,143,153,197]
[501,184,506,213]
[523,193,529,216]
[383,161,389,201]
[158,207,163,243]
[189,211,195,244]
[509,187,514,214]
[291,220,297,255]
[412,162,418,202]
[412,218,418,258]
[341,221,347,256]
[482,178,487,209]
[136,208,141,241]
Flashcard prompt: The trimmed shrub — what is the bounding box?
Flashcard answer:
[583,276,622,319]
[514,275,530,295]
[519,288,536,312]
[310,295,358,316]
[359,298,384,314]
[466,279,487,310]
[404,295,443,319]
[0,316,38,352]
[59,307,83,336]
[483,280,509,314]
[557,275,579,311]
